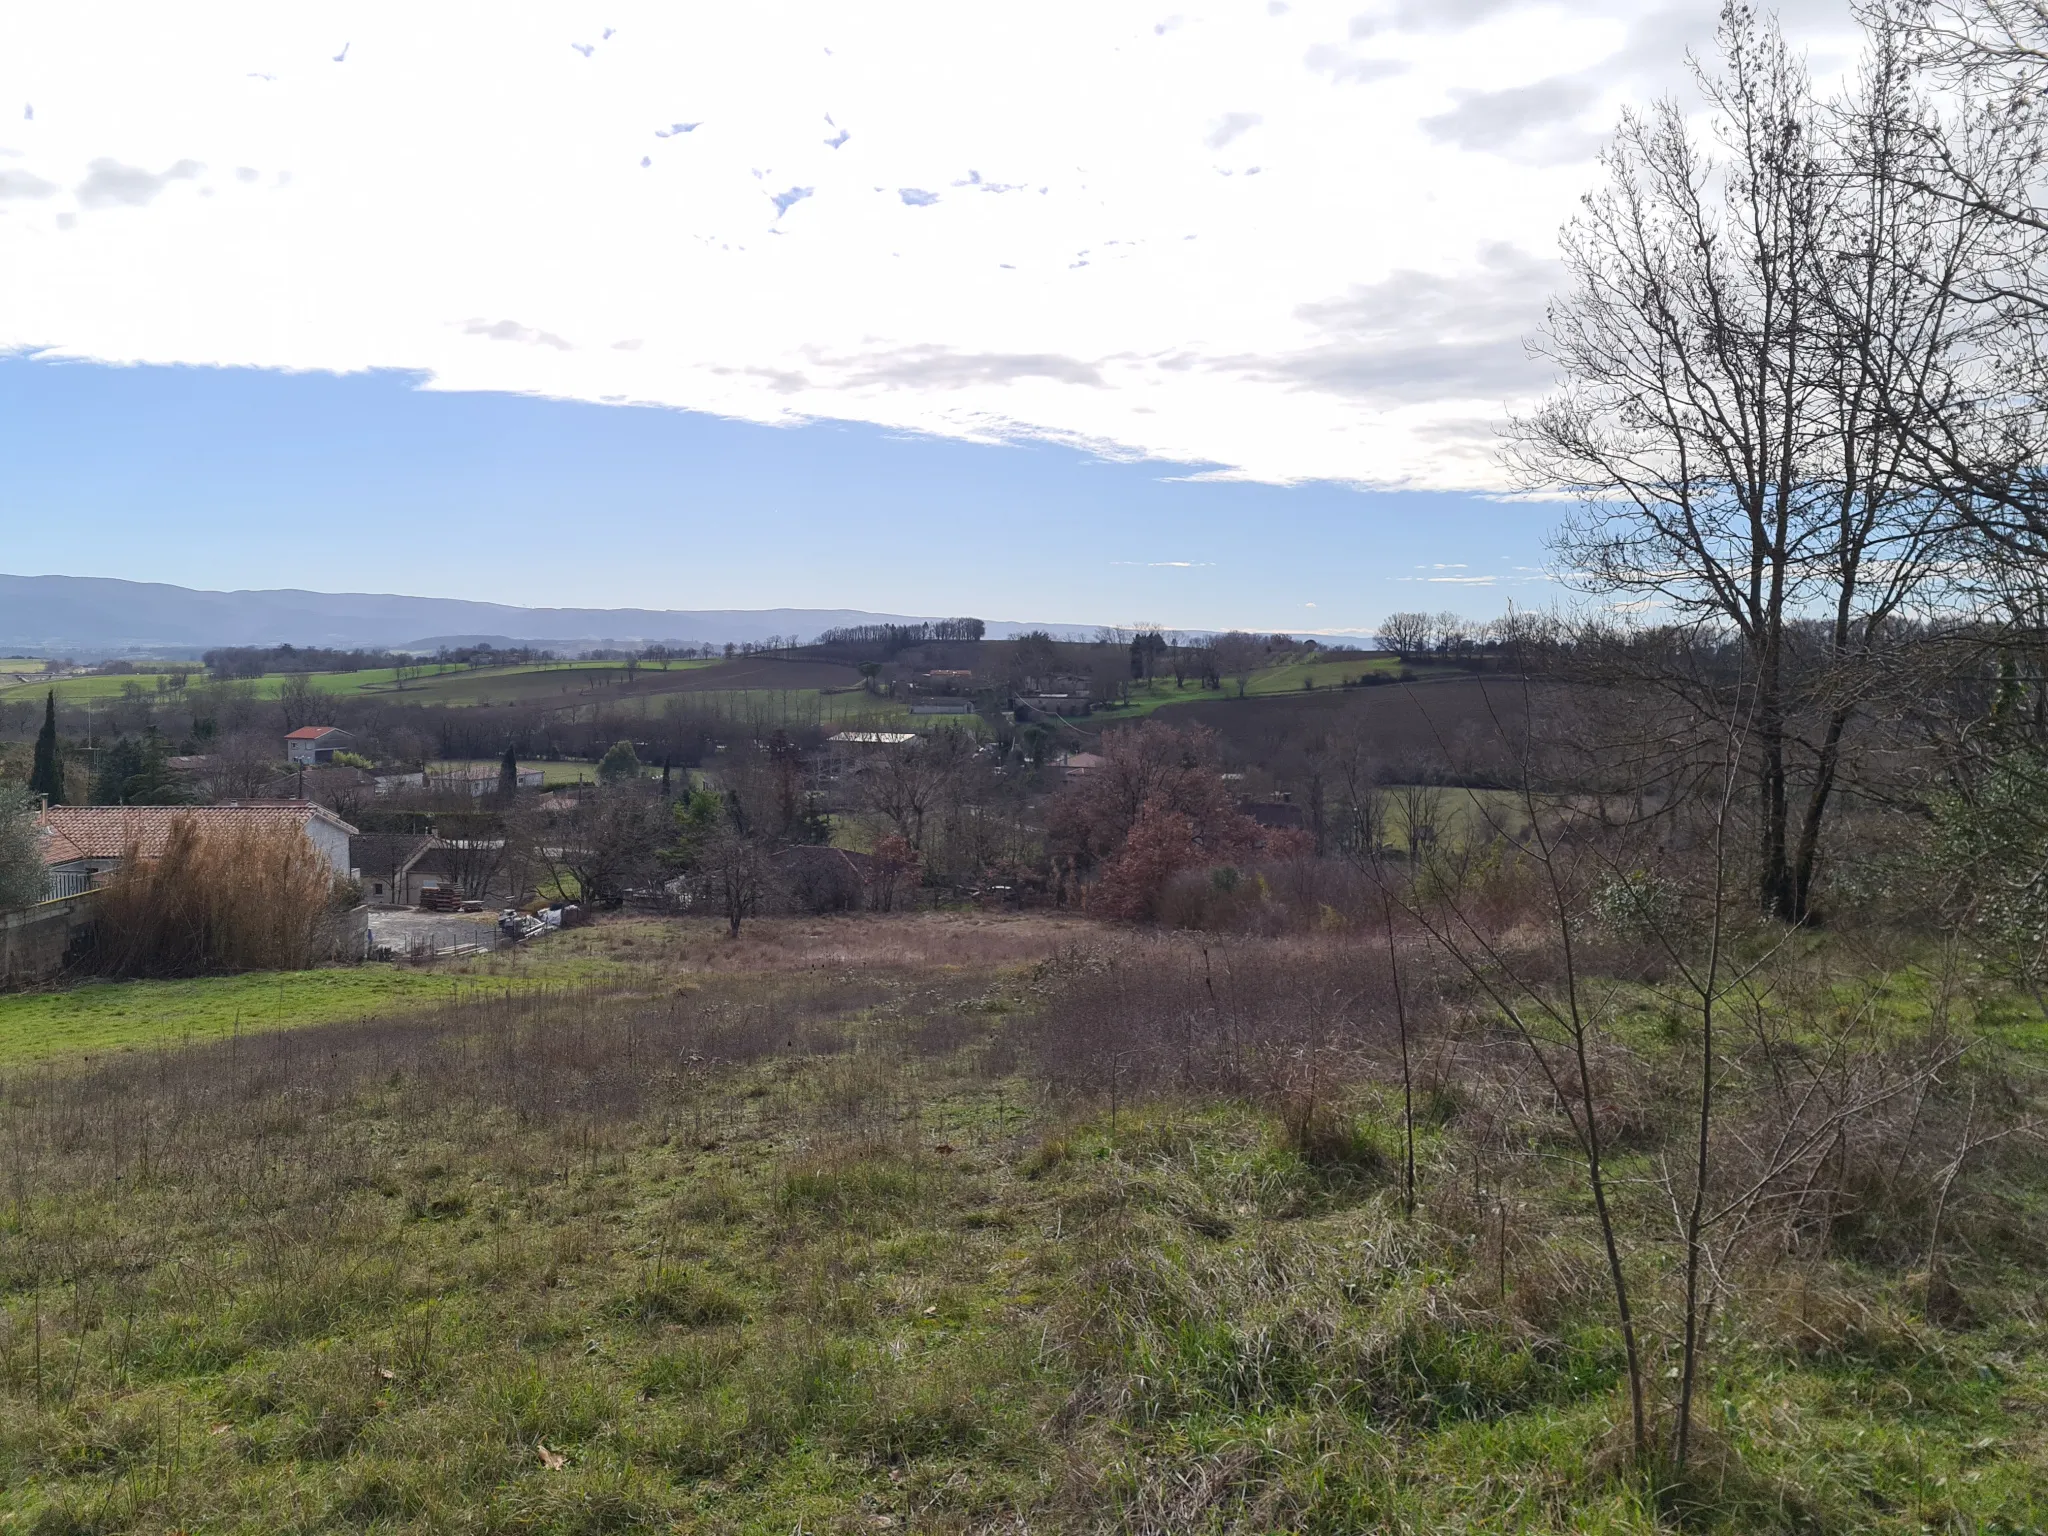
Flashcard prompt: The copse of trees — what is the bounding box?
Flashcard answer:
[203,645,416,678]
[812,618,986,658]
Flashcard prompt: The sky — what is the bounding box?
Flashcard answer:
[0,0,1863,634]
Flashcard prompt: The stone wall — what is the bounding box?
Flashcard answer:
[0,893,97,987]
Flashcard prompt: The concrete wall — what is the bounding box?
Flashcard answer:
[0,893,96,987]
[320,903,371,962]
[303,817,355,879]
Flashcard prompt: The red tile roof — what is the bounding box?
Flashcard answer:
[284,726,345,740]
[37,804,359,865]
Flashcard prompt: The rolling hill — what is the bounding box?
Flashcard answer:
[0,574,1082,655]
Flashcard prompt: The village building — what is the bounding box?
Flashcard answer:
[284,726,356,766]
[348,832,447,907]
[36,804,360,896]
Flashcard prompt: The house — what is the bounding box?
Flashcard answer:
[1059,751,1108,778]
[37,804,360,895]
[422,763,547,798]
[285,726,356,766]
[349,833,444,907]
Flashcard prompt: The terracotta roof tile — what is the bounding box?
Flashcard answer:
[36,804,359,865]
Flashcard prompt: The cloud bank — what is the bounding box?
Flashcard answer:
[0,0,1860,490]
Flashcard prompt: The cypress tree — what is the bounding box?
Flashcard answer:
[498,745,518,800]
[28,691,63,806]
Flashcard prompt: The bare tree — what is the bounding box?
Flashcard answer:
[1513,7,2002,921]
[276,672,320,732]
[703,824,771,936]
[857,732,968,854]
[1377,611,1432,658]
[1210,631,1265,698]
[1326,724,1387,863]
[531,787,667,909]
[211,730,284,801]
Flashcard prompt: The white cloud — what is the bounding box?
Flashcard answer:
[0,0,1862,490]
[1205,111,1263,150]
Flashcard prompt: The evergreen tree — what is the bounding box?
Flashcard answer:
[90,730,187,806]
[498,745,519,800]
[27,692,63,806]
[597,739,641,784]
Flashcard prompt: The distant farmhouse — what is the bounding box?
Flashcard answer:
[284,726,356,766]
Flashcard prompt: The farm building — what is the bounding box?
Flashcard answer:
[284,726,356,766]
[36,804,360,896]
[349,833,444,907]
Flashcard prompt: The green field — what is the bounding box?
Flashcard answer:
[1077,656,1475,723]
[0,666,451,706]
[0,658,892,718]
[427,758,651,788]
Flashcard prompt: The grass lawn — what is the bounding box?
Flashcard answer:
[0,931,669,1065]
[1,920,2043,1532]
[0,966,546,1064]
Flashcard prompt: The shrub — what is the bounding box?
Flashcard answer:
[597,740,642,784]
[0,783,49,909]
[87,816,344,975]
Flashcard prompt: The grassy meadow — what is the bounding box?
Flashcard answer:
[0,930,669,1066]
[1,913,2043,1533]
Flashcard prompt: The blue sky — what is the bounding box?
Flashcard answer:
[0,356,1557,633]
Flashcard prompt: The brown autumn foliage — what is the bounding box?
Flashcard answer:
[88,816,345,976]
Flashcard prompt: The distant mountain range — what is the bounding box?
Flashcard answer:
[0,574,1086,656]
